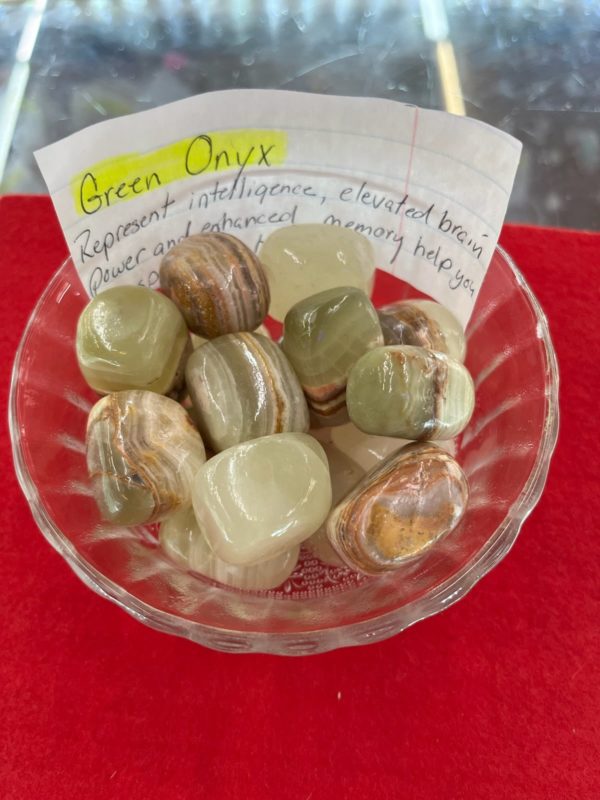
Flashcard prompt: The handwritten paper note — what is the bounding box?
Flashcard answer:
[35,89,521,327]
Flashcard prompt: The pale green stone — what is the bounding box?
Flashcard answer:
[86,391,206,525]
[346,345,475,440]
[191,433,332,565]
[281,286,383,421]
[76,286,189,395]
[160,507,299,590]
[185,332,309,452]
[260,224,375,321]
[378,298,466,361]
[190,323,270,351]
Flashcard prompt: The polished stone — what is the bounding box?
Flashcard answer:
[378,298,466,361]
[86,390,206,525]
[327,442,469,574]
[347,345,475,440]
[160,232,270,338]
[76,285,189,395]
[281,286,383,422]
[160,507,299,590]
[190,323,271,351]
[260,224,375,321]
[186,332,309,452]
[192,433,332,565]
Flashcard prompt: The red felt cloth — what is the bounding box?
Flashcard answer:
[0,195,598,800]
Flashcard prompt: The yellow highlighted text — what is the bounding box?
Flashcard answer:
[71,128,287,216]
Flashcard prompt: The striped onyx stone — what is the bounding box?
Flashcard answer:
[185,332,309,453]
[281,286,384,423]
[377,299,466,362]
[347,345,475,440]
[160,232,270,338]
[86,391,206,526]
[327,442,469,575]
[160,507,299,591]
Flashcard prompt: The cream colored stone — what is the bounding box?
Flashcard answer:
[260,224,375,321]
[192,433,332,565]
[160,507,299,590]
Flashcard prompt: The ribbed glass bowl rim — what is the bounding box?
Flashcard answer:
[9,246,559,655]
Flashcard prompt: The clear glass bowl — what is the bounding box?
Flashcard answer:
[9,247,558,654]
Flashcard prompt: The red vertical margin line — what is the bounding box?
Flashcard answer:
[393,105,420,276]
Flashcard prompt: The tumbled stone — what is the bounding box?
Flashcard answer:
[327,442,469,574]
[378,298,466,361]
[281,286,383,423]
[76,286,189,395]
[190,323,271,351]
[160,507,299,590]
[347,345,474,440]
[260,224,375,321]
[86,391,206,525]
[186,332,309,452]
[160,232,270,338]
[192,433,332,565]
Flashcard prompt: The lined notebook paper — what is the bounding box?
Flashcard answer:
[35,89,521,327]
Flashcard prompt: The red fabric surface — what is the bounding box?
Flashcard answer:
[0,195,598,799]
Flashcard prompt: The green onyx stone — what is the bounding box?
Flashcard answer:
[281,286,384,422]
[86,391,206,525]
[191,433,332,566]
[190,323,270,351]
[76,286,189,395]
[259,224,375,321]
[327,442,469,575]
[347,345,475,440]
[185,332,309,452]
[160,233,270,338]
[159,507,299,590]
[378,299,466,361]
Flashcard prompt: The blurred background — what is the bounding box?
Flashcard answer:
[1,0,599,229]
